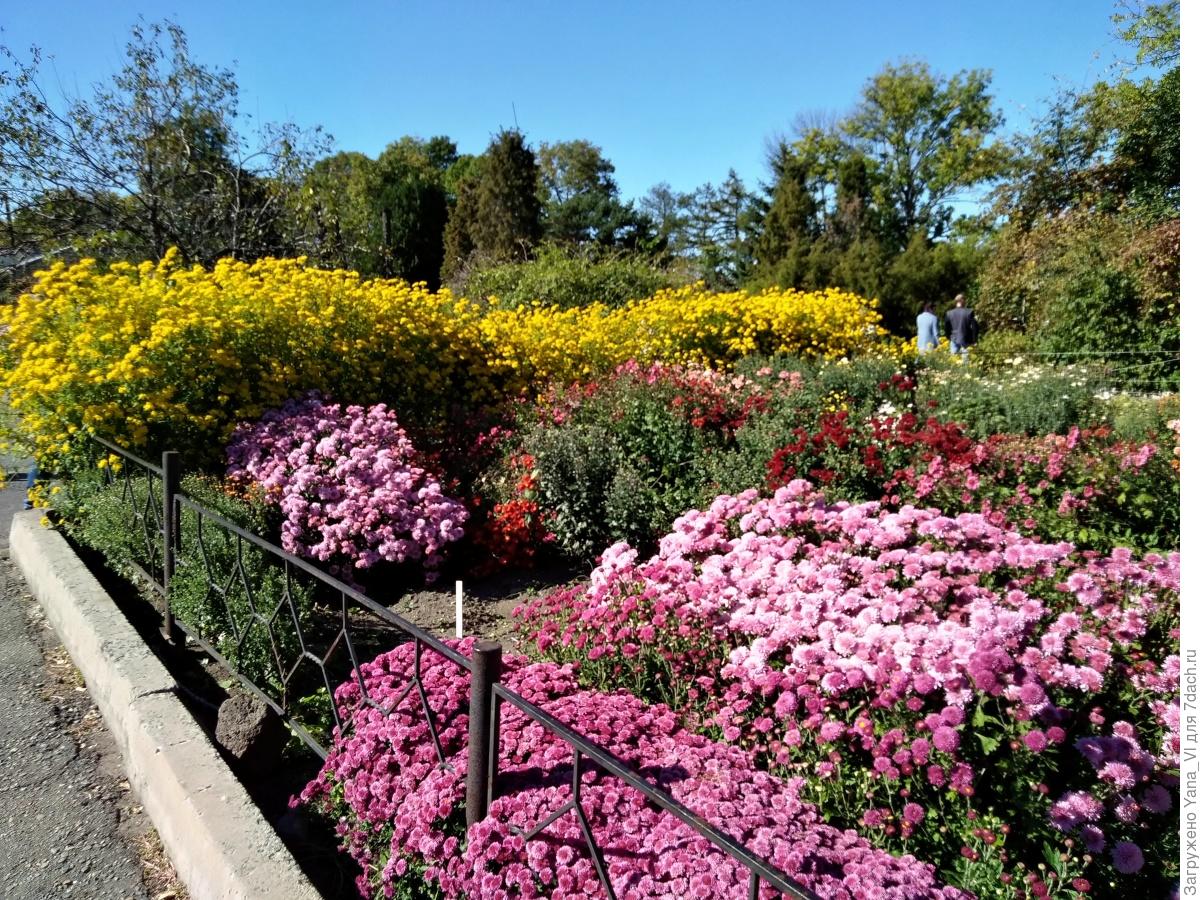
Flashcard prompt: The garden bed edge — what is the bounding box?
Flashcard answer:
[9,510,322,900]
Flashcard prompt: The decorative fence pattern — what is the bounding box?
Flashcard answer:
[82,438,818,900]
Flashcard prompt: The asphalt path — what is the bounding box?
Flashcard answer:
[0,480,152,898]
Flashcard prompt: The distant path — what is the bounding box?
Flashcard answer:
[0,481,152,899]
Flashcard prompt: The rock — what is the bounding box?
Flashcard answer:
[214,691,287,776]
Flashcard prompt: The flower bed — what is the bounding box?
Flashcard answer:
[298,638,967,899]
[515,481,1180,895]
[0,252,884,465]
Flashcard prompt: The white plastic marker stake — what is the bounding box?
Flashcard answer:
[455,580,464,639]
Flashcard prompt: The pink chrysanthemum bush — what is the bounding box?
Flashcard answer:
[515,481,1180,897]
[296,638,967,900]
[227,395,468,579]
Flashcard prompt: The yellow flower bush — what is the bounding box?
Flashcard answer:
[0,251,886,464]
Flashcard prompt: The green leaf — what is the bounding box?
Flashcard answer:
[975,732,1000,755]
[972,703,988,728]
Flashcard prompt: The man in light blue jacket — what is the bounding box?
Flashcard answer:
[916,303,939,353]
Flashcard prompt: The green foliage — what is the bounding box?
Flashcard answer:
[749,61,1006,329]
[710,356,913,495]
[843,60,1011,241]
[967,330,1034,373]
[54,466,163,584]
[683,170,765,288]
[1102,391,1179,442]
[977,3,1179,379]
[884,230,986,329]
[510,377,717,560]
[637,182,691,256]
[916,360,1104,439]
[461,244,678,309]
[296,138,455,284]
[976,211,1179,390]
[441,129,541,284]
[537,140,645,246]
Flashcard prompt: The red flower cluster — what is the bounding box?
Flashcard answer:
[466,453,552,576]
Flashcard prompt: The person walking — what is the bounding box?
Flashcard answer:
[944,294,979,363]
[916,303,939,353]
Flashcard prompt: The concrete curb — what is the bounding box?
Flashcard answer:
[9,511,322,900]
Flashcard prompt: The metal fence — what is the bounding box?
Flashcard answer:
[76,437,818,900]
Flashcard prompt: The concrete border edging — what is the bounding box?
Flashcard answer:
[9,510,322,900]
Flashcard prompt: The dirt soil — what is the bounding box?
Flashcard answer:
[390,560,586,651]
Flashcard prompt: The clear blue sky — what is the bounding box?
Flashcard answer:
[1,1,1128,202]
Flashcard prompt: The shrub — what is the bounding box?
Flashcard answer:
[916,359,1104,438]
[297,638,967,900]
[976,210,1179,391]
[503,363,790,560]
[52,461,317,695]
[461,244,678,309]
[516,481,1180,896]
[1102,392,1180,442]
[227,395,469,580]
[54,461,163,583]
[888,424,1179,554]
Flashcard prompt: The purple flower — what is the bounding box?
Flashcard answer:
[1022,730,1048,752]
[1099,762,1136,790]
[1111,841,1144,874]
[1080,825,1105,852]
[932,726,960,754]
[1142,784,1173,814]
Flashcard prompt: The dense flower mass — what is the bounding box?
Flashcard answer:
[298,638,967,900]
[227,395,467,576]
[516,480,1180,892]
[0,252,884,463]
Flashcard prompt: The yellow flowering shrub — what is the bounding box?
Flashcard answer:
[0,251,886,464]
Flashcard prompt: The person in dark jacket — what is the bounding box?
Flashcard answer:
[944,294,978,363]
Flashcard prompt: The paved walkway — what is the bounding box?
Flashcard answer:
[0,483,152,898]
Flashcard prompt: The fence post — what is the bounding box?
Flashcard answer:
[466,640,502,829]
[161,450,181,645]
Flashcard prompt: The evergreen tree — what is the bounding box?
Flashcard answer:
[537,139,641,246]
[472,129,542,261]
[753,148,821,287]
[440,173,478,285]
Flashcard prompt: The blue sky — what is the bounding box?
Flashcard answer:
[1,1,1129,203]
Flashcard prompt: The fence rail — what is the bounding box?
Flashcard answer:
[79,435,817,899]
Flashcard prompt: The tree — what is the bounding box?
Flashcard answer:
[751,145,821,288]
[975,1,1179,380]
[472,130,542,260]
[370,138,455,284]
[0,20,327,265]
[441,130,541,284]
[293,138,455,283]
[537,140,641,246]
[844,61,1010,242]
[295,151,376,271]
[638,183,690,256]
[684,170,764,287]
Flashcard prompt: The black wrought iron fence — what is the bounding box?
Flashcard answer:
[88,438,181,641]
[78,436,816,899]
[173,493,469,760]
